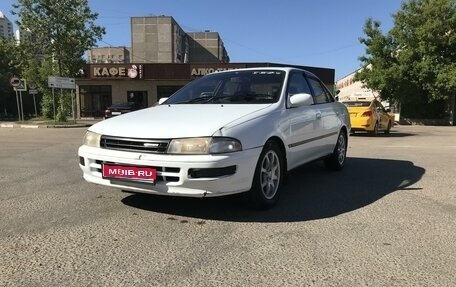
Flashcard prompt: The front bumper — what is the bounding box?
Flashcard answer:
[78,145,261,197]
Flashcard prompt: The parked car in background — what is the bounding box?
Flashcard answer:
[104,102,141,119]
[79,67,350,209]
[342,98,394,135]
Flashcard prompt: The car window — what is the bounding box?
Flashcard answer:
[376,101,386,112]
[307,77,331,104]
[164,70,285,105]
[287,72,312,96]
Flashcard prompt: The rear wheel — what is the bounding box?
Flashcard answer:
[369,122,379,136]
[325,130,347,171]
[384,121,392,135]
[248,141,284,209]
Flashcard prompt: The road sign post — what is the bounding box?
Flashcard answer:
[48,76,76,123]
[12,78,27,121]
[29,90,38,118]
[48,76,75,89]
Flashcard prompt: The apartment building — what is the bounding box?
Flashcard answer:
[0,11,14,41]
[187,31,229,63]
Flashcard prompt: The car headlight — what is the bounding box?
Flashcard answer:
[83,131,101,148]
[167,137,242,154]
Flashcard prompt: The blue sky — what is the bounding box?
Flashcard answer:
[1,0,402,80]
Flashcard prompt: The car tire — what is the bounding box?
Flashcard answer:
[370,122,379,136]
[324,130,347,171]
[384,121,392,135]
[248,140,284,209]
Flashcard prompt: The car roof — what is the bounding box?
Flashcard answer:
[212,66,319,78]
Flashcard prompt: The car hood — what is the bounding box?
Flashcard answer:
[89,104,272,138]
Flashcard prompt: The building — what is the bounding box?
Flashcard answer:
[131,16,189,63]
[76,62,335,118]
[130,16,228,64]
[15,28,32,44]
[0,11,14,41]
[85,46,131,64]
[86,16,229,65]
[336,69,379,102]
[187,31,229,63]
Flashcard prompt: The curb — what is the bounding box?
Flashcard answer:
[1,123,94,129]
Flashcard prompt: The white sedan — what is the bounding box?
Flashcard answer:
[78,67,350,209]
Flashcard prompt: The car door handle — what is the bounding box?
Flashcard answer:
[316,112,322,119]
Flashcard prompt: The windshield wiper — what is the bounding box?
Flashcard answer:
[187,95,215,103]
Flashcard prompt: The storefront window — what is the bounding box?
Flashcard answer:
[79,85,112,117]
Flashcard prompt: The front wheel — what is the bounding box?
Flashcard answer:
[248,141,284,209]
[324,130,347,171]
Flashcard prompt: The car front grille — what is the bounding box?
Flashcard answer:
[101,136,169,154]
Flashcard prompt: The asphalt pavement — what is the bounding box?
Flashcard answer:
[0,125,455,286]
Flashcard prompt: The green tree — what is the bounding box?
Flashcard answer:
[0,38,22,119]
[356,0,456,120]
[12,0,105,120]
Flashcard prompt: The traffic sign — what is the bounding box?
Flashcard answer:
[10,76,21,87]
[13,79,27,92]
[28,83,37,90]
[48,76,76,89]
[29,89,38,95]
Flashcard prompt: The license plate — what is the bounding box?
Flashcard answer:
[102,164,157,183]
[111,111,121,115]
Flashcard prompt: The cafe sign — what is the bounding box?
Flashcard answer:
[92,64,143,79]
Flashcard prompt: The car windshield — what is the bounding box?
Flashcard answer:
[164,70,286,105]
[343,101,371,107]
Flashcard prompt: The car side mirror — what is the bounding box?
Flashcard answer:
[158,97,168,105]
[289,93,314,108]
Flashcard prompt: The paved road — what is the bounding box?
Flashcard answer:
[0,125,455,286]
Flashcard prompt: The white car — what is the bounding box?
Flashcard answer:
[78,67,350,209]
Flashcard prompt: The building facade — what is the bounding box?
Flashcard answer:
[336,69,379,102]
[131,16,189,63]
[129,16,228,64]
[76,62,335,119]
[85,46,131,64]
[0,11,14,41]
[187,32,229,63]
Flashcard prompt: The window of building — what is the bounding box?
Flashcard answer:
[79,85,112,117]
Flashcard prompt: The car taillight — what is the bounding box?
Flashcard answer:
[104,110,111,117]
[361,110,373,117]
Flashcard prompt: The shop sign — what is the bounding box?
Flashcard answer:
[190,67,239,77]
[189,64,247,78]
[92,64,143,79]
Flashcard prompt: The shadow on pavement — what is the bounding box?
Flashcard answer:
[121,157,425,223]
[351,131,416,138]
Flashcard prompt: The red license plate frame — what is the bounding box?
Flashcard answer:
[102,164,157,183]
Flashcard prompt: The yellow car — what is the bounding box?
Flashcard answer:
[342,99,394,135]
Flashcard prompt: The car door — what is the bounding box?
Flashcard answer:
[306,76,340,156]
[376,101,390,129]
[284,71,322,170]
